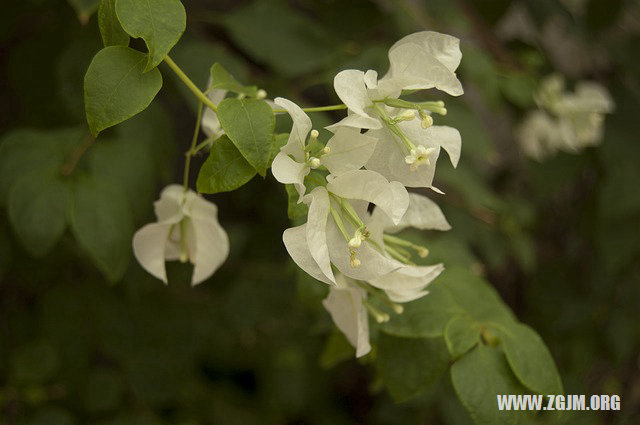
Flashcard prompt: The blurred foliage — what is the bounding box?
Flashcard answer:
[1,0,639,424]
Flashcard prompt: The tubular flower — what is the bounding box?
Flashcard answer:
[132,185,229,286]
[271,97,378,201]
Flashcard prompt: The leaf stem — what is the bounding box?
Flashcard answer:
[60,133,95,176]
[164,55,218,113]
[272,104,347,113]
[183,101,204,191]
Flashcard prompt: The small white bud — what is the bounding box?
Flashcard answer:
[348,237,362,249]
[256,89,267,99]
[421,114,433,129]
[310,129,319,140]
[322,146,331,154]
[417,247,429,258]
[392,303,404,314]
[350,258,361,268]
[395,110,416,121]
[309,157,321,169]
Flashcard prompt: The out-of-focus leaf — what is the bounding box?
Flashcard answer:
[98,0,129,47]
[223,0,339,77]
[115,0,185,71]
[86,135,155,220]
[11,341,59,384]
[378,333,449,402]
[0,127,81,205]
[319,329,353,369]
[67,0,100,24]
[197,135,257,194]
[8,172,71,257]
[68,177,133,282]
[285,184,308,225]
[82,368,124,413]
[450,344,525,425]
[28,407,75,425]
[57,39,101,119]
[444,315,480,357]
[84,46,162,136]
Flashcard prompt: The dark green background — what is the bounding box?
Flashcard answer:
[1,0,638,424]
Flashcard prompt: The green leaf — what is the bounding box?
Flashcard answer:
[217,98,275,176]
[492,322,563,395]
[8,172,71,257]
[84,46,162,136]
[269,133,289,163]
[445,315,481,357]
[98,0,129,47]
[68,177,133,282]
[196,135,257,194]
[67,0,100,24]
[437,267,515,323]
[377,333,450,402]
[380,278,464,338]
[115,0,186,71]
[209,63,257,97]
[319,329,354,369]
[285,184,308,225]
[450,344,526,425]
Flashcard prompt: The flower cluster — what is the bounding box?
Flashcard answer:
[274,31,464,356]
[131,31,465,357]
[517,74,614,160]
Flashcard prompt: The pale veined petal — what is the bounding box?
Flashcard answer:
[365,126,439,188]
[389,31,462,73]
[363,69,378,89]
[304,187,335,284]
[271,151,310,187]
[371,192,451,233]
[283,224,334,285]
[153,184,186,223]
[132,222,174,284]
[327,170,409,225]
[322,127,378,175]
[325,112,382,132]
[274,97,312,161]
[322,274,371,357]
[429,125,462,168]
[369,263,444,303]
[186,215,229,286]
[387,43,463,96]
[334,70,371,117]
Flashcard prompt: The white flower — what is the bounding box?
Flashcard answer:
[132,184,229,286]
[322,273,371,357]
[365,193,450,302]
[282,170,410,285]
[518,75,614,160]
[365,119,461,188]
[383,31,464,96]
[327,31,463,132]
[516,110,562,160]
[271,97,378,201]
